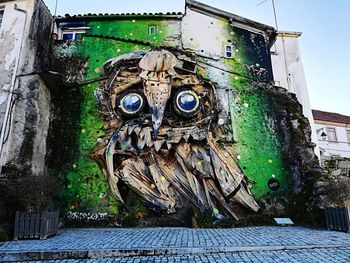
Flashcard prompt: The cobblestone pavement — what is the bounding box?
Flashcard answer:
[1,226,350,262]
[1,226,350,251]
[22,248,350,263]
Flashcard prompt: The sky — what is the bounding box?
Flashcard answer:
[44,0,350,115]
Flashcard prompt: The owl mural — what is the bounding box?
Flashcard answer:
[91,49,259,220]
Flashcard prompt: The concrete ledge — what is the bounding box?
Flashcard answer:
[1,244,348,262]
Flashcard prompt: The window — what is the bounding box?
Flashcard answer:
[0,7,4,29]
[347,130,350,143]
[62,32,81,41]
[326,127,337,142]
[148,25,156,35]
[224,45,234,58]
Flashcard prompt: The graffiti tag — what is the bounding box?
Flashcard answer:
[66,211,108,221]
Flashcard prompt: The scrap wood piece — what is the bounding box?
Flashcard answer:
[209,147,242,197]
[175,152,207,209]
[105,133,124,204]
[185,145,214,179]
[104,118,123,130]
[154,139,165,152]
[176,142,191,159]
[149,161,176,208]
[121,158,176,213]
[156,156,207,210]
[90,147,107,174]
[229,184,260,212]
[204,178,239,220]
[139,50,177,72]
[207,134,244,191]
[113,77,142,96]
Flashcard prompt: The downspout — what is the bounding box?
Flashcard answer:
[281,34,292,92]
[0,4,27,176]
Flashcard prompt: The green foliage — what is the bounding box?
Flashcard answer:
[192,209,214,228]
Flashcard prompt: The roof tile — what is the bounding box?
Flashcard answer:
[312,109,350,124]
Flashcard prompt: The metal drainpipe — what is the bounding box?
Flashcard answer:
[0,4,27,176]
[281,33,292,92]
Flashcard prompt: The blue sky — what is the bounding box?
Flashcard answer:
[44,0,350,115]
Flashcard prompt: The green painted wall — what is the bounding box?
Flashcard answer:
[54,15,292,214]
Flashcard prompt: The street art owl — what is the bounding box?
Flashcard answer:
[91,49,259,220]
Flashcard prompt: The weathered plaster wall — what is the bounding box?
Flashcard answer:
[0,0,52,175]
[0,0,29,128]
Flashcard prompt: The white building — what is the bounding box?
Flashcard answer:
[312,110,350,158]
[271,31,319,157]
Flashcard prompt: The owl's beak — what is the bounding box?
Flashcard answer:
[144,83,170,139]
[151,108,163,139]
[138,50,178,139]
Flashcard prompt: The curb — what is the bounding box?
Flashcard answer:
[1,244,349,262]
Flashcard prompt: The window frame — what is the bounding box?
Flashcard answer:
[346,129,350,144]
[326,127,337,142]
[62,30,84,41]
[0,6,5,29]
[148,25,156,35]
[224,45,234,58]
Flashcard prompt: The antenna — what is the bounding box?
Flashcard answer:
[271,0,278,31]
[54,0,58,17]
[257,0,279,31]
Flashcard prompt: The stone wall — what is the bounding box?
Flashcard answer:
[314,156,350,208]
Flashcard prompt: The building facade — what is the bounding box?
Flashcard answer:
[0,0,321,225]
[313,109,350,158]
[50,0,319,222]
[0,0,52,175]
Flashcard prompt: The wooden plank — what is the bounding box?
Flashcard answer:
[24,214,30,238]
[34,213,40,238]
[54,211,59,234]
[325,208,331,230]
[105,133,124,204]
[175,152,206,208]
[29,213,35,238]
[13,211,20,240]
[19,213,24,239]
[339,208,345,231]
[346,207,350,232]
[120,158,175,212]
[40,211,47,240]
[204,178,239,220]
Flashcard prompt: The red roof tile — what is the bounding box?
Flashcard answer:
[312,109,350,124]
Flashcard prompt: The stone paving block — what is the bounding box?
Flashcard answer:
[1,226,350,262]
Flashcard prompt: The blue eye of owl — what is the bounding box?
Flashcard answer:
[120,93,143,114]
[176,90,200,113]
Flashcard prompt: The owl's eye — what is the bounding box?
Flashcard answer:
[116,91,146,117]
[173,88,200,117]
